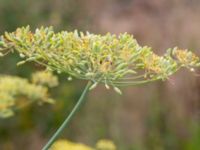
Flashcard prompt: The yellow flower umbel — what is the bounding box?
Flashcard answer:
[0,71,58,118]
[0,26,199,92]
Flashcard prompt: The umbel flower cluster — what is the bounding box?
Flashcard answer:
[0,26,200,94]
[0,71,58,118]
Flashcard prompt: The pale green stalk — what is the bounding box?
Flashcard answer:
[42,81,92,150]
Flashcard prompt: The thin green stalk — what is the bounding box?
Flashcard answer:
[42,81,92,150]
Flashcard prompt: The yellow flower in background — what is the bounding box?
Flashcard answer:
[51,139,117,150]
[0,71,58,118]
[96,139,116,150]
[51,139,93,150]
[32,71,59,87]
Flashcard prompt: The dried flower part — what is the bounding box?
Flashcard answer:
[172,48,200,67]
[0,26,199,91]
[0,71,58,118]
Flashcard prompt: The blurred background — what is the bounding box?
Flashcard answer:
[0,0,200,149]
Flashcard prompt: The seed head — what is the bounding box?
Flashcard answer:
[0,26,199,93]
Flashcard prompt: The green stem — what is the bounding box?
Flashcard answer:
[42,81,92,150]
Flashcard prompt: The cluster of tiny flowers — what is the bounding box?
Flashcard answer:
[51,139,116,150]
[0,71,58,118]
[0,26,199,94]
